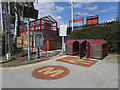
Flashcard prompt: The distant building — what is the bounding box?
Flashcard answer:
[107,18,117,23]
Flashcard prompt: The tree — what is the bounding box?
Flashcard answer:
[11,2,34,52]
[1,2,34,55]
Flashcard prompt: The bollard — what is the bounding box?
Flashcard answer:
[45,44,47,58]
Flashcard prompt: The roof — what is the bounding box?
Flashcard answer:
[91,39,107,44]
[65,40,77,44]
[77,39,87,44]
[95,39,107,43]
[40,15,57,23]
[86,39,95,43]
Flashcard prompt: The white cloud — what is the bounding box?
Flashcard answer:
[96,6,116,14]
[110,6,116,9]
[0,0,119,2]
[66,2,91,9]
[34,2,64,25]
[76,12,90,16]
[55,6,64,13]
[36,0,118,2]
[74,3,82,8]
[85,5,98,10]
[99,10,108,13]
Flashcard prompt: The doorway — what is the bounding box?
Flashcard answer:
[79,41,87,58]
[73,41,79,55]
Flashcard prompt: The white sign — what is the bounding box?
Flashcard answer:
[59,24,67,36]
[34,32,44,47]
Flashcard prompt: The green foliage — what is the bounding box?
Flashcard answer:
[70,23,119,53]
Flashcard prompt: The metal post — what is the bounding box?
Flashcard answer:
[82,18,84,26]
[45,44,47,58]
[28,18,31,60]
[21,32,23,48]
[7,14,11,60]
[62,36,65,54]
[38,47,40,58]
[8,2,11,60]
[71,0,73,31]
[4,3,7,55]
[78,22,79,26]
[32,34,33,52]
[0,3,3,33]
[8,2,10,14]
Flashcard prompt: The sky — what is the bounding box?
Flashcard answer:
[34,2,118,27]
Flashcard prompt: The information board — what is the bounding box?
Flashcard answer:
[34,32,44,47]
[59,24,67,36]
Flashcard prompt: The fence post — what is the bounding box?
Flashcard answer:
[40,19,41,32]
[32,34,33,52]
[45,44,47,58]
[38,47,40,58]
[21,34,23,48]
[21,24,23,48]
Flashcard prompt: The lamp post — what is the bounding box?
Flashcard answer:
[71,0,73,31]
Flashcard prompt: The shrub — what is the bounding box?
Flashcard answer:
[70,23,119,53]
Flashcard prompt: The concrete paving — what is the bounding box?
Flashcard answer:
[1,54,119,88]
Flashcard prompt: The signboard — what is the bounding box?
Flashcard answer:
[34,32,44,47]
[23,5,38,19]
[59,24,67,36]
[86,15,98,25]
[86,15,98,20]
[69,18,83,23]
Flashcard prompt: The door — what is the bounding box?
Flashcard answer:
[79,44,84,58]
[92,45,101,59]
[86,43,90,58]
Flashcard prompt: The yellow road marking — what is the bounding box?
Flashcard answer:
[61,59,90,65]
[38,67,64,77]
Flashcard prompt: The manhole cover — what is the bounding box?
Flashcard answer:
[32,65,70,80]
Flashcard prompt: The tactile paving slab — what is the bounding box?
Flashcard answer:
[32,65,70,80]
[56,57,98,67]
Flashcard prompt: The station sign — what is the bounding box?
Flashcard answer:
[69,18,83,23]
[23,5,38,19]
[86,15,99,25]
[86,15,98,20]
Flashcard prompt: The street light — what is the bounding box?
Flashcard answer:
[71,0,73,31]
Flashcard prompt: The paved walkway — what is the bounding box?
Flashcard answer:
[1,54,119,88]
